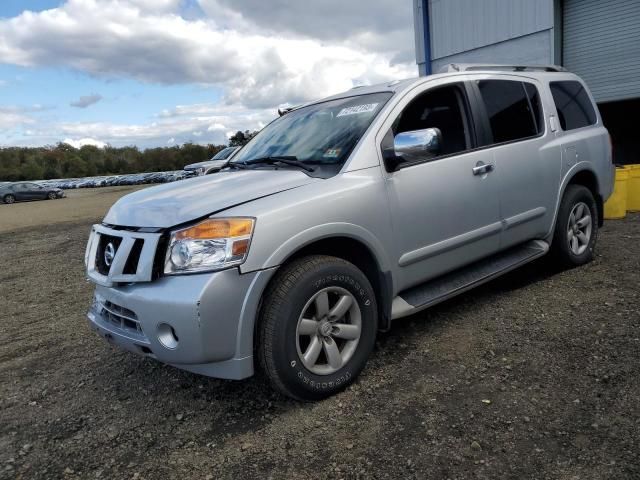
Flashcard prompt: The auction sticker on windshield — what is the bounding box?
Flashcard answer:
[336,103,379,117]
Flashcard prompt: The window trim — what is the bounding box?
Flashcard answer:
[381,81,480,172]
[471,79,546,149]
[548,80,598,133]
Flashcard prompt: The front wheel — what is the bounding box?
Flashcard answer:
[47,191,57,200]
[258,255,378,401]
[551,185,598,267]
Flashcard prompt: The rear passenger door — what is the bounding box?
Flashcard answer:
[472,78,560,249]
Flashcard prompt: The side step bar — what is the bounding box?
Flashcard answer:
[391,240,549,320]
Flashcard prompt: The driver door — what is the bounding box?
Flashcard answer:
[382,82,502,291]
[29,183,47,199]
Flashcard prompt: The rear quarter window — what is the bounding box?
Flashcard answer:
[550,81,597,131]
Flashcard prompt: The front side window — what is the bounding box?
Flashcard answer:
[391,84,472,159]
[212,147,237,160]
[550,81,597,131]
[232,92,392,168]
[477,80,541,144]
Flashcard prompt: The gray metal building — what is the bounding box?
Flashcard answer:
[413,0,640,163]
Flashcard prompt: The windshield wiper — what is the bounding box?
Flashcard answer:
[241,156,315,172]
[225,162,251,170]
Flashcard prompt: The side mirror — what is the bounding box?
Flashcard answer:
[384,128,443,171]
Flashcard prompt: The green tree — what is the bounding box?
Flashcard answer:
[62,156,88,178]
[21,159,44,180]
[229,130,258,147]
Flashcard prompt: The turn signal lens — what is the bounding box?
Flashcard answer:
[174,218,254,240]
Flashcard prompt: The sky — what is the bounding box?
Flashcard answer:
[0,0,417,149]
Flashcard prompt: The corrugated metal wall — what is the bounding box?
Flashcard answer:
[431,30,553,73]
[563,0,640,103]
[429,0,554,60]
[425,0,556,73]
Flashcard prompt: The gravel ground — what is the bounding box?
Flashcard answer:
[1,190,639,479]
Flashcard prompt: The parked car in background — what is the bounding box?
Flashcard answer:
[85,65,613,400]
[1,182,64,204]
[183,146,240,176]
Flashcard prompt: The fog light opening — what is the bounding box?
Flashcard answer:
[157,323,179,349]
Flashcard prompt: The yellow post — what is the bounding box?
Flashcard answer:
[627,164,640,212]
[604,167,630,219]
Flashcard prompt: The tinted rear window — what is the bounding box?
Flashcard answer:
[477,80,541,144]
[550,81,597,131]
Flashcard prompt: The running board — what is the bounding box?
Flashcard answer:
[391,240,549,320]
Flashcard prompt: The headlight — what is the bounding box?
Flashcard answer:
[164,217,254,274]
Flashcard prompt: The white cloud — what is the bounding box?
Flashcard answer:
[63,137,107,149]
[0,0,415,110]
[0,105,50,130]
[198,0,414,57]
[23,102,275,148]
[0,0,416,147]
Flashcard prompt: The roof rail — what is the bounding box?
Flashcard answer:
[440,63,567,73]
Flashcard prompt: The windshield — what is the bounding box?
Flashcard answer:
[232,92,392,167]
[212,146,237,160]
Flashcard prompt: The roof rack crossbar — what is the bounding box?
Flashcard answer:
[440,63,567,73]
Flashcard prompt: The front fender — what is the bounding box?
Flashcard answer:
[253,222,393,274]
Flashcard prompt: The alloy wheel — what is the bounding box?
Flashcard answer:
[567,201,592,255]
[295,286,361,375]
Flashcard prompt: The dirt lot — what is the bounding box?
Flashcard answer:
[0,186,147,234]
[1,188,639,479]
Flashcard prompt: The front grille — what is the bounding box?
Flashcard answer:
[101,300,144,336]
[87,225,161,286]
[95,235,122,275]
[123,239,144,275]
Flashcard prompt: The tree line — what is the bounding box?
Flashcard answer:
[0,130,258,181]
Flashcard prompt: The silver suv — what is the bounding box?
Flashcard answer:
[85,65,614,400]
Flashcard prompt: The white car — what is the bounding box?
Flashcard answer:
[183,146,239,176]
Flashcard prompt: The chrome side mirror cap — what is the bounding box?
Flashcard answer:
[394,128,442,160]
[382,127,443,172]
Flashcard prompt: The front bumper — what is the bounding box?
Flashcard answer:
[87,267,273,379]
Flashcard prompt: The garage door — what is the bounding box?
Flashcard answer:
[563,0,640,103]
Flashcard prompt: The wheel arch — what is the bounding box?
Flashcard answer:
[565,168,603,227]
[282,236,393,331]
[251,232,394,337]
[548,165,603,241]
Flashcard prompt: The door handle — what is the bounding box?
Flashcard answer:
[472,162,494,176]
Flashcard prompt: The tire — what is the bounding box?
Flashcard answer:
[258,255,378,401]
[3,194,15,204]
[47,192,56,200]
[551,185,598,268]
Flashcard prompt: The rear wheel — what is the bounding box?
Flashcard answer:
[551,185,598,267]
[3,194,15,204]
[258,255,377,401]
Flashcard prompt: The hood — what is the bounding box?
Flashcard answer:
[103,169,317,228]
